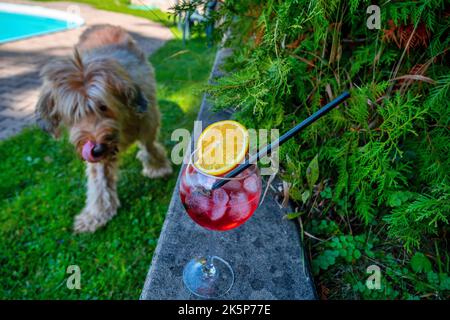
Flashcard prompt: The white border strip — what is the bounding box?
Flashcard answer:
[0,2,84,26]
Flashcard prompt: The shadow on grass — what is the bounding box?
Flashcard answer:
[0,37,215,299]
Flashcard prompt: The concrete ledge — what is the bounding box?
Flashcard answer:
[140,47,316,300]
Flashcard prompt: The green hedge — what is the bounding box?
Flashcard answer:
[176,0,450,299]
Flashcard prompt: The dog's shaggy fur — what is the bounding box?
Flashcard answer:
[36,25,172,233]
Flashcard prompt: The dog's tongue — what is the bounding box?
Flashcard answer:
[82,141,98,162]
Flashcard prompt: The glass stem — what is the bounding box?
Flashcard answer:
[203,256,216,278]
[202,230,218,278]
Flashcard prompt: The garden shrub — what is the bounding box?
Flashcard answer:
[175,0,449,299]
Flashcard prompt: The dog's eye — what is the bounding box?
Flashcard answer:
[99,104,108,112]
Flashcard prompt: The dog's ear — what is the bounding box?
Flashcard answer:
[35,88,60,138]
[117,80,148,113]
[105,62,149,113]
[131,84,148,113]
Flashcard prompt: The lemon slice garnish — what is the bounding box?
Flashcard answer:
[195,120,249,176]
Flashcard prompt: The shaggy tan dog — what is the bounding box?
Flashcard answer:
[35,25,172,233]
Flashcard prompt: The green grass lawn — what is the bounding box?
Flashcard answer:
[0,6,216,298]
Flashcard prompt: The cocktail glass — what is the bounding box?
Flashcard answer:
[179,151,262,298]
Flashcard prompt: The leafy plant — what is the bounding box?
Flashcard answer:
[312,234,375,275]
[175,0,450,299]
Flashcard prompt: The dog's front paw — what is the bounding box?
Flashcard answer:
[142,162,173,179]
[136,150,149,163]
[73,210,110,233]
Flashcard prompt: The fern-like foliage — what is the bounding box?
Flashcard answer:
[385,183,450,250]
[173,0,450,299]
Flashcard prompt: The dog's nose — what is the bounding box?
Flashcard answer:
[91,143,107,158]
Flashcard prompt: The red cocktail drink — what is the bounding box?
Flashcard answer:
[179,120,262,299]
[180,164,262,231]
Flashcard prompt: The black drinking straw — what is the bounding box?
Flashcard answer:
[211,91,351,190]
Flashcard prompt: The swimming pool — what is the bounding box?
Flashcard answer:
[0,3,84,44]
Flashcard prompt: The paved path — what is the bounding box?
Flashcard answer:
[0,0,173,140]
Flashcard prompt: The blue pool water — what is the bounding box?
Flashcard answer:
[0,11,69,44]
